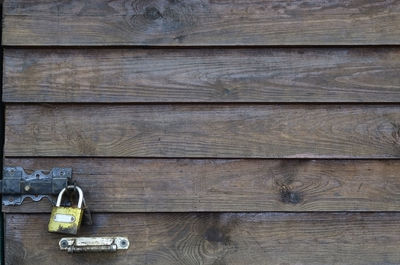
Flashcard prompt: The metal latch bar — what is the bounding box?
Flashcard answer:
[1,167,72,205]
[59,237,129,253]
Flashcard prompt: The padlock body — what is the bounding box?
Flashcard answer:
[48,206,83,235]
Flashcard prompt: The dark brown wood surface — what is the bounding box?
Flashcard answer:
[3,0,400,46]
[4,158,400,213]
[4,48,400,103]
[4,0,400,263]
[6,213,400,265]
[5,104,400,158]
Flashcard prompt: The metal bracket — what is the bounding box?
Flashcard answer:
[59,237,130,253]
[1,167,72,206]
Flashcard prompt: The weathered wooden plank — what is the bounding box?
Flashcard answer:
[4,48,400,103]
[6,213,400,265]
[3,158,400,213]
[3,0,400,46]
[5,104,400,158]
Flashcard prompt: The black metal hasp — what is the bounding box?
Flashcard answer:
[1,167,72,206]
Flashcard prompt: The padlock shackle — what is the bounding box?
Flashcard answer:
[56,185,84,208]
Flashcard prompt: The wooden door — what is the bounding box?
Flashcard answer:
[3,1,400,264]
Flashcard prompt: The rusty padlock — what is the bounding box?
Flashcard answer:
[48,185,84,235]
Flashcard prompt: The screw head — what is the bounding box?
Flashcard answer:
[60,240,69,248]
[119,239,127,247]
[24,185,31,192]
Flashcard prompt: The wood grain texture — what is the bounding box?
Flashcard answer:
[5,104,400,158]
[4,48,400,103]
[6,213,400,265]
[3,158,400,213]
[3,0,400,46]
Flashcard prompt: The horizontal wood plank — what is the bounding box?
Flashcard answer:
[6,213,400,265]
[3,0,400,46]
[4,48,400,103]
[3,158,400,213]
[5,104,400,158]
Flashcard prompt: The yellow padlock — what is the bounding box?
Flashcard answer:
[48,185,84,235]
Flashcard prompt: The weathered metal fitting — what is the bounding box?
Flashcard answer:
[1,167,72,206]
[59,237,130,253]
